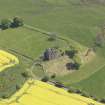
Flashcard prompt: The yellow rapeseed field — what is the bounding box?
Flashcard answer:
[0,50,19,72]
[0,79,104,105]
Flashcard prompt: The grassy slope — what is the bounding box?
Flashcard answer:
[0,27,66,58]
[0,0,105,98]
[0,0,104,46]
[0,27,67,98]
[0,65,25,98]
[72,67,105,99]
[55,55,105,84]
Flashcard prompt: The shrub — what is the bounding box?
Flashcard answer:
[51,73,56,79]
[68,87,77,93]
[68,89,74,93]
[21,72,30,78]
[65,50,78,58]
[66,62,80,70]
[74,62,81,70]
[54,81,64,88]
[100,98,105,103]
[90,95,95,99]
[41,76,49,82]
[92,96,98,101]
[2,94,8,99]
[12,17,23,27]
[1,19,11,29]
[75,89,82,94]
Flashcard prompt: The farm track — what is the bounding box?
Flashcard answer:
[7,48,34,61]
[23,24,85,51]
[0,45,34,62]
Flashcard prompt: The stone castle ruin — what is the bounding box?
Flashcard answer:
[43,48,61,61]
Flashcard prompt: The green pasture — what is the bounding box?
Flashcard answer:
[0,0,105,99]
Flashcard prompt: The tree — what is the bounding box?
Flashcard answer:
[73,55,81,69]
[65,49,78,58]
[74,62,80,70]
[12,17,23,27]
[48,32,57,41]
[1,19,11,29]
[66,62,80,70]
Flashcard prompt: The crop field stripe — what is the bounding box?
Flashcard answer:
[27,85,89,104]
[32,82,92,104]
[0,50,19,72]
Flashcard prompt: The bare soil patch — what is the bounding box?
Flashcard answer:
[42,56,75,76]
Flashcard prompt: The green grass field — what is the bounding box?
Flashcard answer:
[72,66,105,99]
[0,26,67,98]
[0,27,67,58]
[0,0,105,100]
[0,65,25,98]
